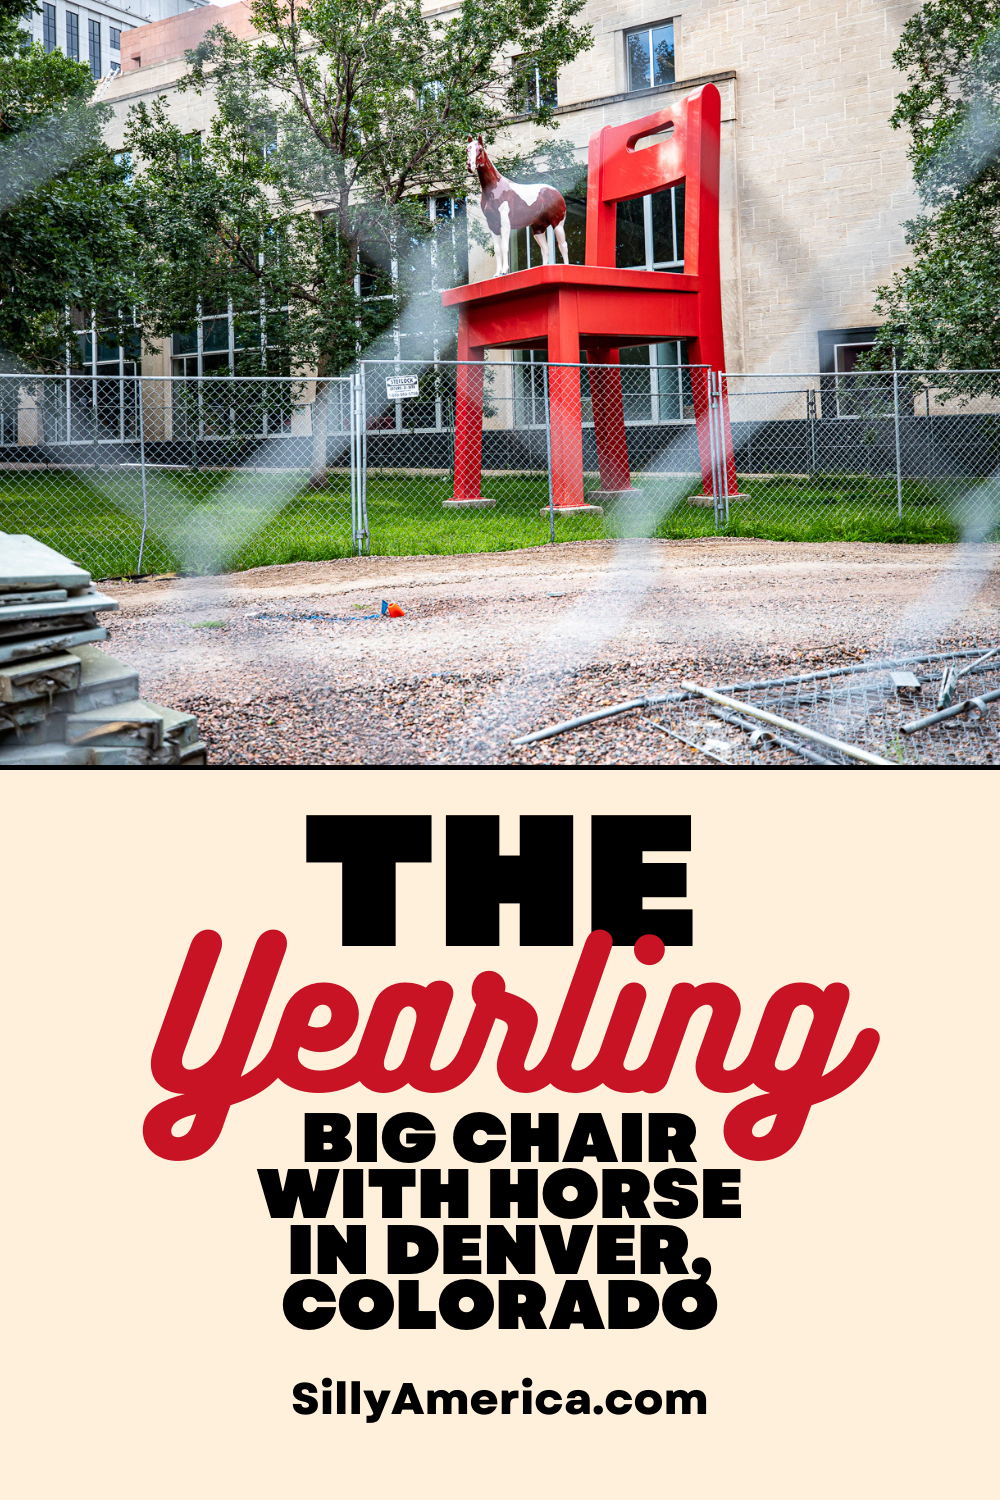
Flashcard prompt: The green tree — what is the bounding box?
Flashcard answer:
[868,0,1000,375]
[125,0,592,381]
[0,1,136,369]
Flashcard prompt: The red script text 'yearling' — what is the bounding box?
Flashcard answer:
[142,931,879,1164]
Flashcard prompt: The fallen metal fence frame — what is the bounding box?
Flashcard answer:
[705,706,836,767]
[678,681,895,767]
[641,715,732,764]
[510,646,997,749]
[902,684,1000,734]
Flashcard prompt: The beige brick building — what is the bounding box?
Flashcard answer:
[100,0,920,377]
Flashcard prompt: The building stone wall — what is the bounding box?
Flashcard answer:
[100,0,922,374]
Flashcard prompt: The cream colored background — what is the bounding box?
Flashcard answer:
[4,770,995,1500]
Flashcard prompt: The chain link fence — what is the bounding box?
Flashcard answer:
[1,363,998,578]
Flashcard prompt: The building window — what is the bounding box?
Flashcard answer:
[514,342,691,426]
[817,326,883,419]
[513,58,558,112]
[180,131,202,164]
[88,18,100,78]
[171,305,289,378]
[626,21,675,91]
[616,182,685,271]
[66,11,79,60]
[110,26,120,49]
[430,196,469,287]
[61,314,143,444]
[170,304,293,436]
[42,3,56,52]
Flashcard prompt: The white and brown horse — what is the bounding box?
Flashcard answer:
[467,135,570,276]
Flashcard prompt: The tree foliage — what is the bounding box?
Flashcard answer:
[0,2,136,369]
[126,0,591,373]
[868,0,1000,373]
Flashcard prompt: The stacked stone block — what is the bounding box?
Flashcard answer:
[0,533,206,766]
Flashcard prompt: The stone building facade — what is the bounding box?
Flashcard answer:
[98,0,920,377]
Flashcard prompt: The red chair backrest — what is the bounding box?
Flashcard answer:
[584,83,721,281]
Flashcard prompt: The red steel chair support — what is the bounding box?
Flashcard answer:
[443,84,738,509]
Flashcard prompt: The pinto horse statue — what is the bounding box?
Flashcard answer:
[467,135,570,276]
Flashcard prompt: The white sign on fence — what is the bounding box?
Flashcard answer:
[385,375,420,399]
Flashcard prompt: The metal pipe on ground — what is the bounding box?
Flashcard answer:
[707,706,836,766]
[512,697,654,746]
[640,716,732,764]
[680,682,895,767]
[901,684,1000,734]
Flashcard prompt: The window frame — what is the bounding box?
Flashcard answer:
[41,3,56,53]
[87,17,101,79]
[624,20,676,93]
[817,325,881,419]
[615,183,685,273]
[65,11,79,61]
[512,56,558,113]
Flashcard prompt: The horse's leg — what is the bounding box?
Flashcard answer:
[499,202,511,274]
[491,232,504,277]
[532,229,549,266]
[555,220,570,265]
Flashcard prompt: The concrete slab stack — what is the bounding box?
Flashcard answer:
[0,533,206,766]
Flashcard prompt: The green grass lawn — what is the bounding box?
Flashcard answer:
[0,465,992,579]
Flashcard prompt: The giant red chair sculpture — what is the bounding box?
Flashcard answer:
[441,84,740,510]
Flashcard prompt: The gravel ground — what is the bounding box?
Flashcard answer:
[95,537,1000,766]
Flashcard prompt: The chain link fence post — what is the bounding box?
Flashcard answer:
[892,351,904,521]
[359,361,369,555]
[136,375,149,576]
[543,362,555,543]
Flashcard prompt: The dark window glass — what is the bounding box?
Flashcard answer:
[42,3,55,52]
[66,12,78,60]
[88,18,100,78]
[656,341,693,418]
[172,329,198,355]
[615,197,646,268]
[202,317,230,353]
[110,26,120,49]
[674,182,685,264]
[620,344,653,421]
[651,183,684,266]
[358,240,391,297]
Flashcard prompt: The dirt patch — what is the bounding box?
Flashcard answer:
[96,537,1000,765]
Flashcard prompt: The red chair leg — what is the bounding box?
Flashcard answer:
[590,350,632,492]
[547,295,586,507]
[452,331,484,501]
